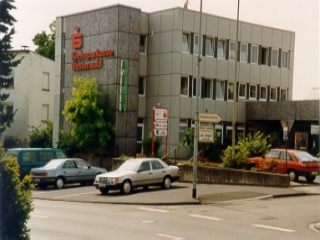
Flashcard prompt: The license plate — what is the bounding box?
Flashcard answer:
[98,183,106,188]
[33,178,40,183]
[311,171,318,176]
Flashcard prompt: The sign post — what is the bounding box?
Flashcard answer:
[152,107,168,158]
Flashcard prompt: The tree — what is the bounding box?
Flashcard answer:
[32,21,55,60]
[0,0,19,136]
[63,76,114,153]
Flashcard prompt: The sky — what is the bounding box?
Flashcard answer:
[10,0,320,100]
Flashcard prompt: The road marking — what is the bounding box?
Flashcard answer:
[31,214,49,219]
[253,224,296,233]
[52,191,98,199]
[157,233,184,240]
[138,207,169,213]
[189,214,222,221]
[141,220,157,223]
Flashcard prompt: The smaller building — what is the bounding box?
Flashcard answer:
[1,50,55,145]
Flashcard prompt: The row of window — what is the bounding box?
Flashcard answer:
[182,33,290,68]
[180,76,288,102]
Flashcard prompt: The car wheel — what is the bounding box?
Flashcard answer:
[288,170,298,181]
[121,180,132,194]
[305,175,316,183]
[55,177,65,189]
[99,188,109,195]
[162,176,171,189]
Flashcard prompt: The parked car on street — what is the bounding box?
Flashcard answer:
[94,158,180,195]
[246,148,320,182]
[31,158,107,189]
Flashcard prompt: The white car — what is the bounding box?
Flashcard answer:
[94,158,180,194]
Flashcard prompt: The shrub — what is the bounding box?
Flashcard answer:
[57,130,81,157]
[222,145,249,168]
[0,149,34,240]
[28,121,53,148]
[3,136,24,148]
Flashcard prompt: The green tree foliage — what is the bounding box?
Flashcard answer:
[0,0,19,135]
[0,148,34,240]
[28,121,53,148]
[57,130,80,157]
[32,21,55,60]
[63,76,114,153]
[222,131,271,168]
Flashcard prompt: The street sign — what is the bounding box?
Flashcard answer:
[154,108,168,121]
[154,129,167,137]
[154,121,167,129]
[311,125,319,135]
[199,123,214,143]
[199,113,222,123]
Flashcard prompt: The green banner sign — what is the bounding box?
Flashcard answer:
[119,60,128,112]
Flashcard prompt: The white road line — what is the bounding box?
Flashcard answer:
[52,191,98,199]
[252,224,296,233]
[138,207,170,213]
[31,214,49,219]
[157,233,184,240]
[189,214,222,221]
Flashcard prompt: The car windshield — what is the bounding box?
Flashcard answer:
[294,151,317,162]
[118,160,140,171]
[44,159,65,169]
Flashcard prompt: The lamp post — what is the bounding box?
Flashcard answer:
[192,0,203,199]
[232,0,240,159]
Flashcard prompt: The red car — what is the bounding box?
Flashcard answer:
[246,149,320,183]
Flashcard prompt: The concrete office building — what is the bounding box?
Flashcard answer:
[54,5,295,157]
[2,50,55,144]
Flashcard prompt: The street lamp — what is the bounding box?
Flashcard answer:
[232,0,240,159]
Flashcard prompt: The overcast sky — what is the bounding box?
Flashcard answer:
[11,0,319,100]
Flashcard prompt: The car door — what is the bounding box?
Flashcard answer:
[278,150,292,173]
[135,161,153,186]
[61,160,80,183]
[74,159,93,182]
[150,159,167,184]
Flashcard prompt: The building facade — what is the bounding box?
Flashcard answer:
[2,50,55,144]
[54,5,295,157]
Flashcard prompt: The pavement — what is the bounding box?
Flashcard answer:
[32,180,320,206]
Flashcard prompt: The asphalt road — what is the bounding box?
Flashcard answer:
[29,194,320,240]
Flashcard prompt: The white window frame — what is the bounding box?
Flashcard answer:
[180,76,189,96]
[205,36,215,57]
[140,35,147,54]
[238,83,246,100]
[193,34,203,55]
[271,48,279,67]
[42,72,50,91]
[227,82,234,101]
[138,77,146,96]
[240,43,248,63]
[281,50,289,68]
[182,33,192,54]
[179,119,188,141]
[228,40,237,61]
[251,45,258,64]
[249,84,257,100]
[270,87,277,101]
[259,85,267,101]
[202,79,212,99]
[217,39,227,59]
[215,80,225,101]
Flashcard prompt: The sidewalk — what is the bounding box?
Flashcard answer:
[32,182,320,205]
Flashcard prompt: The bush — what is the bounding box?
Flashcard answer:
[3,136,25,148]
[28,121,53,148]
[57,130,81,157]
[0,149,34,240]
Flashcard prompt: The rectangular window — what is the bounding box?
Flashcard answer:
[202,79,212,99]
[249,84,257,100]
[140,35,147,54]
[227,82,234,100]
[192,78,197,97]
[238,83,246,99]
[205,37,215,57]
[251,45,258,64]
[180,76,189,96]
[281,50,289,68]
[193,34,202,55]
[137,118,144,153]
[41,104,49,122]
[138,77,145,96]
[240,43,248,63]
[42,72,50,91]
[271,49,279,67]
[215,80,225,100]
[261,47,269,65]
[228,41,237,61]
[179,119,188,141]
[280,89,287,101]
[260,85,267,101]
[270,87,277,101]
[217,39,227,59]
[182,33,191,54]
